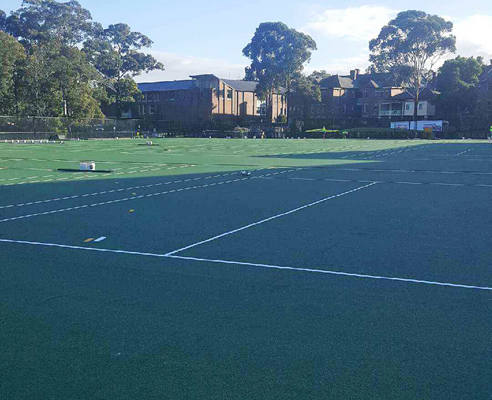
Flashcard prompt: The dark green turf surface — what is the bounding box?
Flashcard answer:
[1,139,491,399]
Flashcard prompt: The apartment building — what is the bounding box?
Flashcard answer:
[135,74,286,124]
[305,69,437,126]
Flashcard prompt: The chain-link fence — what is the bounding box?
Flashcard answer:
[0,116,138,141]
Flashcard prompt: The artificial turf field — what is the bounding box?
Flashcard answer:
[0,138,491,399]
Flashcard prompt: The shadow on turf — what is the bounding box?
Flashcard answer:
[255,142,491,161]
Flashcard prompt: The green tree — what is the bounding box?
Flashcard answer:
[0,9,6,31]
[3,1,105,118]
[369,10,456,121]
[83,23,164,118]
[436,56,484,129]
[0,31,26,115]
[51,46,105,119]
[309,70,330,83]
[5,0,97,47]
[289,72,323,126]
[243,22,316,122]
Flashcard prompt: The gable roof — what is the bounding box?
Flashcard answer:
[354,73,391,89]
[320,72,393,90]
[138,80,195,92]
[137,77,285,94]
[320,75,354,89]
[222,79,258,92]
[392,87,439,101]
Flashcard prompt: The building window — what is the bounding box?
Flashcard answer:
[342,105,347,113]
[405,104,411,111]
[364,88,369,98]
[363,104,369,113]
[149,105,156,115]
[139,105,146,115]
[419,103,424,110]
[227,90,233,100]
[256,100,266,115]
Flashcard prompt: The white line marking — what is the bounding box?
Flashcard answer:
[0,239,490,291]
[0,171,291,224]
[165,182,378,256]
[93,236,107,243]
[0,169,266,210]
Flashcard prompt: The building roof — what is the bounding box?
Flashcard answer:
[138,77,285,94]
[320,75,354,89]
[392,87,439,101]
[354,73,391,89]
[138,80,195,92]
[222,79,258,92]
[320,72,393,90]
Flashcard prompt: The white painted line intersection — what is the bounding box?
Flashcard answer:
[0,238,490,292]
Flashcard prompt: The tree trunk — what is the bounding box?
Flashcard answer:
[457,105,464,131]
[413,92,419,129]
[267,88,273,124]
[286,78,290,124]
[413,77,421,132]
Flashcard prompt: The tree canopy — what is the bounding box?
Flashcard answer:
[243,22,316,120]
[5,0,97,47]
[0,31,26,115]
[83,23,164,118]
[369,10,456,118]
[0,1,161,119]
[436,56,484,128]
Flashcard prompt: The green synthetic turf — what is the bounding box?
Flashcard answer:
[1,139,491,400]
[0,138,446,185]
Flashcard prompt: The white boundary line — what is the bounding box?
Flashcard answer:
[0,238,490,291]
[168,255,492,292]
[259,175,492,188]
[0,170,253,210]
[0,169,301,224]
[164,182,378,256]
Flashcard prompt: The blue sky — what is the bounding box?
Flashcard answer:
[2,0,492,82]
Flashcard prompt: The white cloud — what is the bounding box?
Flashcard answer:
[136,51,247,82]
[134,10,492,84]
[305,54,370,76]
[452,14,492,60]
[302,5,398,41]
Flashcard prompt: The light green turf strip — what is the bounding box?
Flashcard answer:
[0,138,458,185]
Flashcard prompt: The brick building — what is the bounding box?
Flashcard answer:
[135,74,286,126]
[298,69,437,128]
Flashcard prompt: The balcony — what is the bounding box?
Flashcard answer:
[379,110,402,117]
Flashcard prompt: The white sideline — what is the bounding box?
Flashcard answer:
[168,255,492,292]
[0,170,297,224]
[0,238,491,291]
[164,182,378,256]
